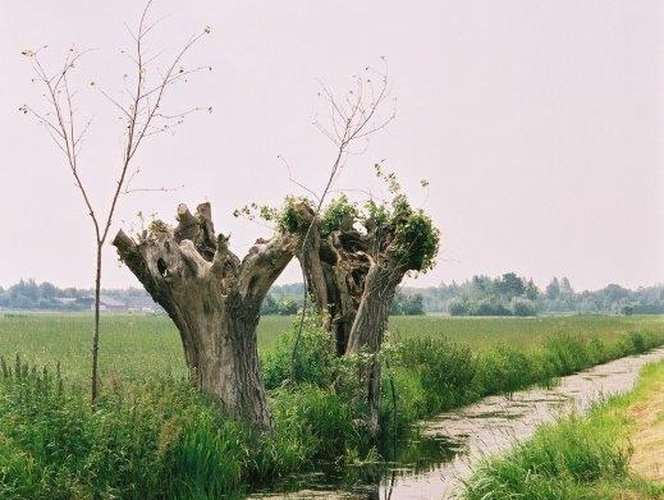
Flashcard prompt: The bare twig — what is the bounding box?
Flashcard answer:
[277,154,321,203]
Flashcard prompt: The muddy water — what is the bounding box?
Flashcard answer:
[251,348,664,500]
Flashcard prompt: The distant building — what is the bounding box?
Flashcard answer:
[54,297,77,306]
[94,296,127,312]
[55,296,95,309]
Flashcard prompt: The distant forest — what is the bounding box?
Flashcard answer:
[1,274,663,316]
[411,274,664,316]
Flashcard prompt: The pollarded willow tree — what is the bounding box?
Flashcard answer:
[112,200,314,429]
[293,169,440,434]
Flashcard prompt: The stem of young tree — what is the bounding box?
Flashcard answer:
[91,242,102,404]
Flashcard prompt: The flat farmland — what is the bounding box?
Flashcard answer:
[1,313,662,385]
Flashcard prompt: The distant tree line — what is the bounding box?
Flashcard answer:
[259,286,426,315]
[391,292,425,315]
[401,274,664,316]
[440,272,539,317]
[2,276,663,316]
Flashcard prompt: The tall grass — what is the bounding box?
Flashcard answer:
[464,413,632,499]
[0,356,368,499]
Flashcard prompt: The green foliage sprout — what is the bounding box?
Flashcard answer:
[277,196,307,234]
[233,196,311,235]
[320,195,358,237]
[391,203,440,272]
[363,194,439,273]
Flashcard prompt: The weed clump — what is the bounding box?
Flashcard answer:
[262,315,338,389]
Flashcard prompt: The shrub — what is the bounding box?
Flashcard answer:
[393,337,477,413]
[543,334,592,375]
[511,298,537,317]
[475,346,537,397]
[262,315,337,389]
[269,385,364,463]
[469,300,512,317]
[625,331,646,354]
[448,298,468,316]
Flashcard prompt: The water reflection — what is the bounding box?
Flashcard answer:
[251,431,463,500]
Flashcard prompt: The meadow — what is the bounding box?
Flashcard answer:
[1,312,664,499]
[0,313,661,385]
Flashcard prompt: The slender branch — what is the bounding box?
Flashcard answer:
[98,88,132,119]
[277,155,320,202]
[290,60,395,370]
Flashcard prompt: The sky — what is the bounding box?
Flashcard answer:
[0,0,662,292]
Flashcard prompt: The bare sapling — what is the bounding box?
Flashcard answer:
[20,0,211,404]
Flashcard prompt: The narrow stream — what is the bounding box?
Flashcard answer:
[251,347,664,500]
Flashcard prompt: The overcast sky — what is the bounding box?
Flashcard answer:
[1,0,662,291]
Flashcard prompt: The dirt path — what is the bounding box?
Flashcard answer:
[629,372,664,482]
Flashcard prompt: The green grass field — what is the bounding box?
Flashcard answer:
[1,312,662,386]
[2,312,664,499]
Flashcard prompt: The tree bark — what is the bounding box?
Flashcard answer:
[91,242,102,405]
[298,229,371,355]
[346,263,405,436]
[113,202,306,429]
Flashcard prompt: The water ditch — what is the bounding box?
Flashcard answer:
[250,347,664,499]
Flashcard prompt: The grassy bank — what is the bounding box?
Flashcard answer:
[381,319,664,436]
[463,360,664,499]
[0,314,664,498]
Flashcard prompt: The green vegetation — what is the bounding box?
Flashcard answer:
[391,292,425,316]
[1,314,661,384]
[260,295,299,316]
[383,319,664,433]
[0,356,370,500]
[1,313,664,498]
[421,274,664,316]
[463,360,664,499]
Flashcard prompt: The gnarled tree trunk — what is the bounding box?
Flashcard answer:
[346,263,406,435]
[298,228,371,355]
[297,194,437,437]
[299,226,408,435]
[113,202,306,429]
